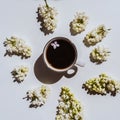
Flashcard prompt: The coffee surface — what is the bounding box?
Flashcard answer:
[46,39,76,69]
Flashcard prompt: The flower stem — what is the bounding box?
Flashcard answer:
[44,0,49,8]
[108,28,111,31]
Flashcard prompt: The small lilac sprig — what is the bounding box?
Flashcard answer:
[56,87,83,120]
[11,66,29,83]
[4,36,32,58]
[70,12,89,34]
[90,46,111,64]
[84,25,111,46]
[24,85,50,108]
[82,73,120,96]
[38,0,58,32]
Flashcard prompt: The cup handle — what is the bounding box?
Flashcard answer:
[66,60,85,75]
[64,66,78,78]
[64,60,85,77]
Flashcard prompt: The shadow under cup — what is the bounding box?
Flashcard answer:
[43,37,78,72]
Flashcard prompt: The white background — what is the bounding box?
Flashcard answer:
[0,0,120,120]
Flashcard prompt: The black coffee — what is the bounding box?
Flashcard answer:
[46,39,76,69]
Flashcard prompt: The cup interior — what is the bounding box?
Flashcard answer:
[43,37,77,72]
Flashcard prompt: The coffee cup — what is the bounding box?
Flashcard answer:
[43,37,85,73]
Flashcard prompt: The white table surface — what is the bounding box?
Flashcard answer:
[0,0,120,120]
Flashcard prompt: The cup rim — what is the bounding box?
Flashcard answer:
[43,37,78,72]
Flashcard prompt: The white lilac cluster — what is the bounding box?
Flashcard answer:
[26,85,50,108]
[83,73,120,96]
[11,66,29,83]
[90,46,110,64]
[4,36,32,58]
[71,12,88,34]
[84,25,110,46]
[56,87,83,120]
[38,2,58,32]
